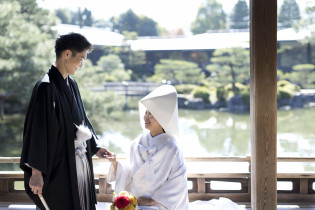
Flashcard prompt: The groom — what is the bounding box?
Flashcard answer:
[20,32,113,210]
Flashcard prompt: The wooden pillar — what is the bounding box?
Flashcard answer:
[98,178,107,194]
[197,178,206,194]
[250,0,277,209]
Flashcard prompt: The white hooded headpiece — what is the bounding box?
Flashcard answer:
[139,85,179,139]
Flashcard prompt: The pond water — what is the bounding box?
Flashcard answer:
[1,107,315,171]
[97,107,315,158]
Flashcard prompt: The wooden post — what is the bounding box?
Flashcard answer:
[0,179,9,193]
[197,178,206,194]
[300,178,308,195]
[250,0,277,209]
[98,178,107,194]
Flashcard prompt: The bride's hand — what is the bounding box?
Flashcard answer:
[107,153,118,172]
[96,147,113,158]
[107,153,117,163]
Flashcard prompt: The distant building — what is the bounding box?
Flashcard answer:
[54,24,314,72]
[127,27,314,72]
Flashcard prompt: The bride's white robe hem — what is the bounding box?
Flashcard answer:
[107,132,189,210]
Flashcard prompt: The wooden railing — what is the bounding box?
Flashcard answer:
[1,157,315,203]
[89,81,160,96]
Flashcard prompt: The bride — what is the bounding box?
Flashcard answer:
[106,84,244,210]
[107,84,189,209]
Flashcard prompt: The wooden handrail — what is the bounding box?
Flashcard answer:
[0,157,21,163]
[1,171,314,179]
[1,157,315,204]
[2,156,315,163]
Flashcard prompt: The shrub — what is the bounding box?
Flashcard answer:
[284,64,315,89]
[277,80,300,100]
[292,64,315,71]
[191,86,210,103]
[224,83,247,94]
[175,84,198,94]
[80,89,125,117]
[223,83,247,99]
[239,86,250,106]
[216,86,227,101]
[277,89,292,100]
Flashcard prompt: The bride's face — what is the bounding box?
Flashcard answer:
[143,110,163,136]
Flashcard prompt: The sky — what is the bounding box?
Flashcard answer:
[36,0,308,35]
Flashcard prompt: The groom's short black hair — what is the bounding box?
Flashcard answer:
[55,32,93,58]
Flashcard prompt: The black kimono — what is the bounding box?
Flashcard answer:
[20,65,100,210]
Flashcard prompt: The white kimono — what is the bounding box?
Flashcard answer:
[108,132,189,210]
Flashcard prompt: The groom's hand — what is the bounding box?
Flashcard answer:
[95,147,113,158]
[29,168,44,194]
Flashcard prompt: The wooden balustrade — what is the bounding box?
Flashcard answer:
[1,157,315,204]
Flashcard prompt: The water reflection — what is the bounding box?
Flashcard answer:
[1,107,314,171]
[96,107,315,159]
[179,110,250,157]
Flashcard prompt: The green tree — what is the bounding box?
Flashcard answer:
[56,8,95,27]
[303,1,315,25]
[75,55,131,84]
[73,59,126,117]
[117,32,147,80]
[73,60,125,117]
[110,9,158,36]
[191,0,226,34]
[285,64,315,89]
[138,16,158,36]
[148,59,205,84]
[97,55,131,82]
[55,8,71,24]
[278,0,301,28]
[71,8,94,27]
[206,47,250,94]
[296,1,315,64]
[118,9,139,33]
[230,0,249,29]
[189,51,210,73]
[0,0,57,119]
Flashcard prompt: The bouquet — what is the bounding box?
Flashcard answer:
[111,191,137,210]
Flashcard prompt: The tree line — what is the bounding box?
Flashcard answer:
[54,0,304,36]
[0,0,314,120]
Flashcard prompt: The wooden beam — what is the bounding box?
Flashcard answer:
[3,157,315,164]
[250,0,278,209]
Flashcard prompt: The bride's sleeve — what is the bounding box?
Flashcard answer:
[107,161,132,193]
[107,140,135,192]
[151,147,189,209]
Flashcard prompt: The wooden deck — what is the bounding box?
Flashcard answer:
[1,157,315,209]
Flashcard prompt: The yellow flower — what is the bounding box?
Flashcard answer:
[129,196,137,206]
[110,203,115,210]
[124,203,135,210]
